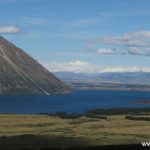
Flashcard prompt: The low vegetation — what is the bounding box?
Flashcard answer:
[125,115,150,121]
[85,108,150,115]
[0,110,149,149]
[39,112,82,119]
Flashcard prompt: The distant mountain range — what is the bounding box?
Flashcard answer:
[53,71,150,85]
[0,36,70,95]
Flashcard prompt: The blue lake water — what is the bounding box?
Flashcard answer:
[0,90,150,114]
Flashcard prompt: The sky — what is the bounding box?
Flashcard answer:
[1,0,150,73]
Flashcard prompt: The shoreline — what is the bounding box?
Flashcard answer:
[73,87,150,92]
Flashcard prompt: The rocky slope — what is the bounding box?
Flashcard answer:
[0,36,71,95]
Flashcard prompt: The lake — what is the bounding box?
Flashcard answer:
[0,90,150,114]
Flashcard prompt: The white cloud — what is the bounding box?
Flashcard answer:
[0,25,20,34]
[87,30,150,56]
[127,31,150,38]
[100,66,150,73]
[41,60,98,73]
[101,36,147,47]
[40,60,150,73]
[96,48,116,55]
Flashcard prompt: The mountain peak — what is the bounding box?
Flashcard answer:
[0,37,71,95]
[0,36,13,49]
[0,35,7,42]
[0,35,4,39]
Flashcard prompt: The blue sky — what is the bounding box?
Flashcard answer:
[1,0,150,73]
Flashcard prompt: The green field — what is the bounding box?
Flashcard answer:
[0,114,149,149]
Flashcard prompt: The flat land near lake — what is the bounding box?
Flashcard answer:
[0,114,149,149]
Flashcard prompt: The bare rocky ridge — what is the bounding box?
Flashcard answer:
[0,36,71,95]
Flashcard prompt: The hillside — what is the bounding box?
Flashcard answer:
[0,36,70,95]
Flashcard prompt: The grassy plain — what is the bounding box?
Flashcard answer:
[0,114,149,149]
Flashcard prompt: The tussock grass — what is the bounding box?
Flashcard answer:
[0,114,149,146]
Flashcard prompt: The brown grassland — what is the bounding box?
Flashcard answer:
[0,114,149,149]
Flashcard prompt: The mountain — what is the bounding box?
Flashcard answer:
[0,36,71,95]
[53,71,150,85]
[95,72,150,84]
[53,72,95,81]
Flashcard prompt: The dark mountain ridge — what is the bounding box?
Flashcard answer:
[0,36,71,95]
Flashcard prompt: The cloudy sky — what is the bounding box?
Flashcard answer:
[1,0,150,73]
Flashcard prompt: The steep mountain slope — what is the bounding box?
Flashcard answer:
[0,36,71,95]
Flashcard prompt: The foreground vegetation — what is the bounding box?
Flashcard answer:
[0,111,150,149]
